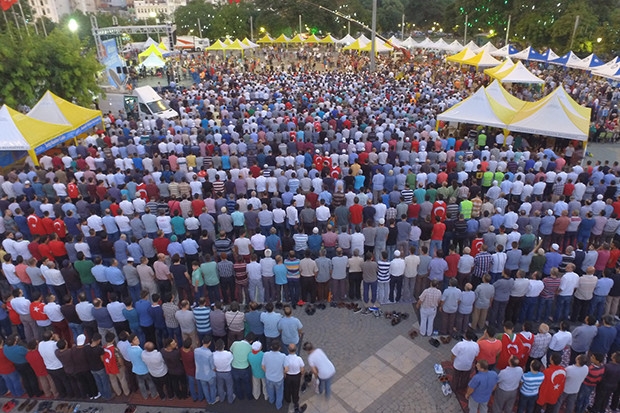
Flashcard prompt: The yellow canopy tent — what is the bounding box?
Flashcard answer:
[227,39,249,56]
[138,44,163,61]
[256,34,274,44]
[462,50,502,68]
[242,38,259,48]
[27,91,103,139]
[342,39,364,51]
[508,87,590,141]
[158,41,168,51]
[484,80,527,112]
[318,34,338,44]
[289,34,306,43]
[446,48,476,64]
[484,58,514,78]
[223,38,233,46]
[304,34,321,44]
[206,39,229,55]
[273,34,291,44]
[0,105,74,164]
[359,39,394,53]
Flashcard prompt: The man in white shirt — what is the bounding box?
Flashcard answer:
[451,330,480,391]
[556,263,579,322]
[141,341,169,399]
[303,342,335,399]
[38,331,69,396]
[553,354,588,413]
[283,344,306,413]
[213,339,235,404]
[403,247,420,303]
[388,250,406,303]
[492,356,523,413]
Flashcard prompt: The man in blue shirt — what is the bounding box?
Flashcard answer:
[135,291,156,345]
[277,306,303,355]
[105,259,127,300]
[127,334,157,399]
[261,340,286,410]
[465,359,498,413]
[194,335,217,404]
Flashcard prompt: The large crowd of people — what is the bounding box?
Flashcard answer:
[0,50,620,413]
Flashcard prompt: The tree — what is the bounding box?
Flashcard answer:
[174,0,217,36]
[0,27,102,108]
[404,0,452,30]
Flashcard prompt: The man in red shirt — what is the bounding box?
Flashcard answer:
[432,195,447,222]
[430,216,446,258]
[48,234,68,263]
[53,218,67,240]
[445,247,460,282]
[153,230,171,255]
[41,212,55,235]
[25,340,57,398]
[349,198,364,228]
[0,337,23,396]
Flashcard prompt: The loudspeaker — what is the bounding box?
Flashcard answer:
[116,67,122,74]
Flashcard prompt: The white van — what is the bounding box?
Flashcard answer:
[133,86,178,120]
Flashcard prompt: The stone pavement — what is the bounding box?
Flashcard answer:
[0,301,463,413]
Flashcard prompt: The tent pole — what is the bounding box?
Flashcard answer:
[28,149,39,166]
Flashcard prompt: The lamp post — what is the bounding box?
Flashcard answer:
[68,18,78,33]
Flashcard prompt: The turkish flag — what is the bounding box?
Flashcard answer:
[537,364,566,406]
[0,0,18,11]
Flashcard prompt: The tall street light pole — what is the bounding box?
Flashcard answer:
[370,0,376,72]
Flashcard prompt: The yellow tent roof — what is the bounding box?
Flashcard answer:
[226,39,249,54]
[28,91,102,134]
[273,34,291,43]
[289,34,306,43]
[4,105,73,154]
[158,41,168,51]
[484,58,514,78]
[304,34,321,43]
[462,50,501,68]
[138,44,163,60]
[446,48,476,64]
[318,34,337,44]
[359,39,393,53]
[484,80,527,112]
[342,39,364,51]
[256,34,274,44]
[242,38,259,48]
[508,88,591,141]
[206,40,228,51]
[223,38,233,46]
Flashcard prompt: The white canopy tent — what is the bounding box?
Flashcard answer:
[337,34,356,45]
[448,40,463,52]
[387,36,403,47]
[437,87,515,129]
[0,106,32,151]
[491,44,518,58]
[139,53,166,68]
[432,38,452,51]
[401,37,418,49]
[478,42,498,53]
[415,37,436,49]
[497,61,545,84]
[462,41,480,53]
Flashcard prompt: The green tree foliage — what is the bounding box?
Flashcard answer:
[0,27,102,108]
[451,0,620,55]
[405,0,453,29]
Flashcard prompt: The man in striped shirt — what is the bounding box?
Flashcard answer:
[416,281,441,337]
[376,251,391,305]
[517,359,544,413]
[192,297,211,343]
[284,252,301,306]
[472,246,492,289]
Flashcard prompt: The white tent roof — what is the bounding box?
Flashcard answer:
[550,51,584,68]
[401,37,418,49]
[337,34,356,45]
[437,87,512,129]
[462,41,480,53]
[499,61,545,84]
[484,80,527,111]
[592,60,620,80]
[507,85,590,141]
[0,106,32,151]
[357,34,371,46]
[140,53,166,68]
[387,36,402,47]
[571,53,606,70]
[491,44,517,57]
[433,38,451,51]
[143,37,158,50]
[448,40,463,52]
[478,42,498,53]
[416,37,436,49]
[27,92,71,125]
[360,39,393,53]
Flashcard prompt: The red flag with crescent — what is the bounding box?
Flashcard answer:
[0,0,18,11]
